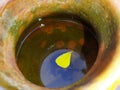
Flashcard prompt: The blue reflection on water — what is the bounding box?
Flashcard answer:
[116,85,120,90]
[40,49,87,88]
[0,87,5,90]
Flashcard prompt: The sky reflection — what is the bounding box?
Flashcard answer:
[40,49,87,88]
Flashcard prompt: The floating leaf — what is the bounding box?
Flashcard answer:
[55,51,72,68]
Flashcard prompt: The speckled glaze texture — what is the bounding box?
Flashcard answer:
[0,0,120,90]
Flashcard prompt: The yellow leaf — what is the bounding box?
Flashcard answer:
[55,51,72,68]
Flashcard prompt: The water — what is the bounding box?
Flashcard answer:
[16,15,99,88]
[40,49,87,88]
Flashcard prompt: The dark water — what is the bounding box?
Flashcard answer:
[16,15,98,88]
